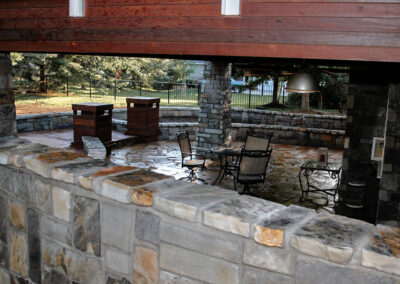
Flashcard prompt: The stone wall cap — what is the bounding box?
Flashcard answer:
[155,183,237,222]
[203,196,284,237]
[290,214,375,264]
[254,205,315,248]
[361,225,400,276]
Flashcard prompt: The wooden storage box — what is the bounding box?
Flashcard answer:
[125,97,160,139]
[70,102,113,149]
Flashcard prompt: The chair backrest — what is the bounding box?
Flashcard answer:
[244,131,273,151]
[238,149,272,180]
[177,131,192,160]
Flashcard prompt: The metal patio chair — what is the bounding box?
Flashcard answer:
[177,131,206,182]
[243,131,273,151]
[232,149,273,194]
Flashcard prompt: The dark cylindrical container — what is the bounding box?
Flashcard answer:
[345,181,366,209]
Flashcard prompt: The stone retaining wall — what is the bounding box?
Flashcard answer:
[231,108,346,130]
[16,112,73,133]
[0,136,399,284]
[113,107,347,130]
[112,120,345,149]
[16,107,346,148]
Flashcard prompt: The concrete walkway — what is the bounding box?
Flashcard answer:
[19,129,343,212]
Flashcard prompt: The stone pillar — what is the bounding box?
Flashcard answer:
[0,52,16,136]
[196,61,232,157]
[378,84,400,225]
[337,84,389,223]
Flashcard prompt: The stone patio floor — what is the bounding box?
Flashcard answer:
[19,129,343,213]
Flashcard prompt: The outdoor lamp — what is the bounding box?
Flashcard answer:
[69,0,85,17]
[286,72,318,93]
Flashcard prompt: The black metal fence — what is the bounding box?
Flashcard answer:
[14,74,289,109]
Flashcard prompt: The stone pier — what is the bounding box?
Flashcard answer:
[0,52,16,136]
[378,84,400,225]
[196,61,232,157]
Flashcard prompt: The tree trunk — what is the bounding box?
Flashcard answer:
[272,75,279,104]
[39,63,46,92]
[301,93,311,111]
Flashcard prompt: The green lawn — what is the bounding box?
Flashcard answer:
[15,85,341,114]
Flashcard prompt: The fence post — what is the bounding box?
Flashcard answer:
[114,78,117,100]
[167,85,170,104]
[66,76,69,96]
[248,88,252,108]
[197,84,201,106]
[261,81,264,96]
[139,82,142,96]
[89,76,92,98]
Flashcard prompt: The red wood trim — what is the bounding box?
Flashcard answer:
[0,4,221,19]
[2,3,400,19]
[242,3,400,17]
[243,0,400,3]
[2,17,399,33]
[1,29,398,47]
[1,41,399,62]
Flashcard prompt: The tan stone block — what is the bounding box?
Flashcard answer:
[134,246,158,284]
[78,166,137,190]
[254,226,284,248]
[91,166,137,178]
[362,226,400,276]
[0,268,10,284]
[52,187,71,222]
[11,232,27,277]
[9,201,25,230]
[37,151,88,164]
[131,188,153,206]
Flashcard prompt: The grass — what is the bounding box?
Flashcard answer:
[15,85,342,115]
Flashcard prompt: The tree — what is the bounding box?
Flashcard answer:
[12,53,193,93]
[11,53,56,92]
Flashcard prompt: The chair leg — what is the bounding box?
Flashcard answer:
[238,184,249,195]
[237,184,245,195]
[180,167,206,183]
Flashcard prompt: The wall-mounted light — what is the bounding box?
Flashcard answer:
[69,0,85,17]
[221,0,240,15]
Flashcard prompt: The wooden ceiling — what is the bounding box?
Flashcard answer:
[1,0,400,63]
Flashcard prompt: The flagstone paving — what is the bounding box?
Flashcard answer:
[20,129,343,212]
[110,141,343,212]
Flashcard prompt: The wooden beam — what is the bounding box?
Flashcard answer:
[2,41,400,63]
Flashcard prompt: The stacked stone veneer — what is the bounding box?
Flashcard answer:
[379,84,400,224]
[16,107,345,148]
[338,85,389,223]
[0,136,399,284]
[17,112,73,133]
[0,53,16,136]
[196,61,232,155]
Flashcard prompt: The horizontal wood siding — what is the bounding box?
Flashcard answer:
[0,0,399,62]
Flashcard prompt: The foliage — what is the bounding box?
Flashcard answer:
[11,53,193,93]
